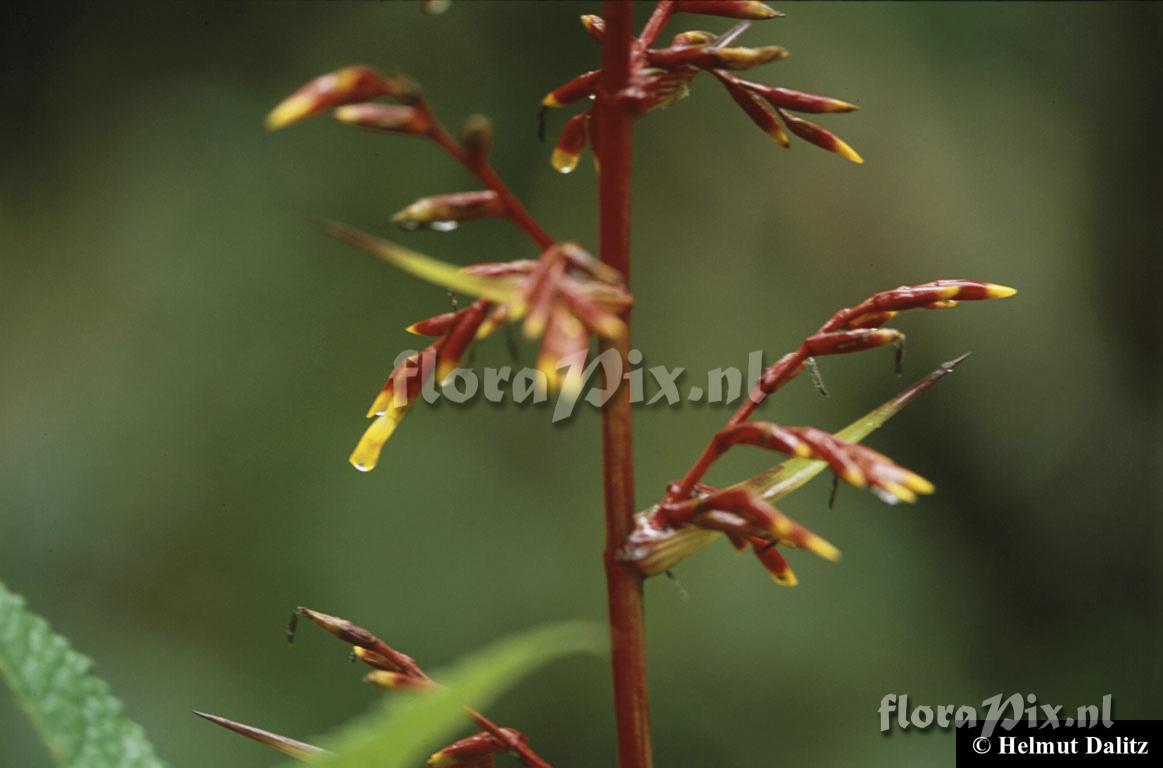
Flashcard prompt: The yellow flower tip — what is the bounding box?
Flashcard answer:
[349,410,405,472]
[841,467,867,488]
[882,481,918,504]
[985,283,1018,299]
[541,93,563,109]
[405,322,423,335]
[538,358,561,392]
[595,315,627,339]
[366,389,402,419]
[905,473,935,495]
[350,454,378,473]
[507,300,528,323]
[766,127,791,148]
[437,361,459,384]
[772,568,798,587]
[835,138,864,164]
[772,517,793,537]
[427,751,453,768]
[364,670,391,688]
[552,148,581,174]
[474,318,498,340]
[748,1,781,19]
[331,104,360,124]
[522,315,547,340]
[807,535,841,562]
[265,94,315,131]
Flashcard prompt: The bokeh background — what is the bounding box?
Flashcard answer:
[2,2,1160,766]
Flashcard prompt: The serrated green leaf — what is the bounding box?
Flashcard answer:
[294,620,604,768]
[0,580,166,768]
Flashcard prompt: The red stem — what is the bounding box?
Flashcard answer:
[667,296,893,501]
[597,4,653,768]
[427,120,556,249]
[637,0,674,50]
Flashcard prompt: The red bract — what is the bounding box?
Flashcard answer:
[266,66,419,130]
[540,2,863,165]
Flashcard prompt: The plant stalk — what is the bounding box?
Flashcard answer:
[596,3,653,768]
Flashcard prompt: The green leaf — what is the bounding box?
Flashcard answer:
[299,620,605,768]
[0,580,167,768]
[319,219,521,304]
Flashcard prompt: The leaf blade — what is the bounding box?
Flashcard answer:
[0,579,167,768]
[319,220,520,304]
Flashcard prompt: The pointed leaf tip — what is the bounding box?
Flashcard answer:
[318,219,519,305]
[194,710,326,762]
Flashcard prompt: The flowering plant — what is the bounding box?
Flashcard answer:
[200,2,1015,765]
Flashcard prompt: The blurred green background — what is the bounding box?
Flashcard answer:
[2,2,1160,766]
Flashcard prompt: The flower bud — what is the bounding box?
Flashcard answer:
[364,670,439,691]
[428,729,526,768]
[579,14,605,42]
[755,85,857,114]
[392,191,505,230]
[333,103,431,135]
[864,280,1017,313]
[845,310,897,330]
[460,113,493,164]
[538,308,588,396]
[647,45,789,71]
[804,328,902,356]
[671,30,718,47]
[292,607,377,646]
[719,75,789,146]
[552,112,589,174]
[674,0,783,19]
[751,539,797,586]
[407,310,460,336]
[776,108,863,163]
[436,300,489,383]
[541,69,601,108]
[267,66,414,130]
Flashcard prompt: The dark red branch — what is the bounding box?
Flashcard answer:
[426,115,555,249]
